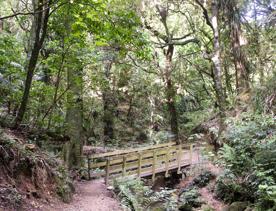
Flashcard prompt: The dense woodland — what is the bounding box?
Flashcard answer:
[0,0,275,210]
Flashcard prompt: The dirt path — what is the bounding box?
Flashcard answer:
[41,179,122,211]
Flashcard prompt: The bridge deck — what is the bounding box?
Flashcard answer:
[84,142,195,184]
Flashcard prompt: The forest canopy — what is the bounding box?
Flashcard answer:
[0,0,275,210]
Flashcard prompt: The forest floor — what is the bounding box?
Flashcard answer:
[177,154,226,211]
[39,179,122,211]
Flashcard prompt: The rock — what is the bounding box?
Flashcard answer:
[24,144,36,151]
[222,202,249,211]
[107,186,114,191]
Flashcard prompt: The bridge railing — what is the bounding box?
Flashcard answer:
[84,142,194,184]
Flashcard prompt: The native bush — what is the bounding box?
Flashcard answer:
[216,113,276,209]
[113,177,178,211]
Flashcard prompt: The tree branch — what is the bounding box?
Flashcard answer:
[171,38,199,46]
[194,0,214,32]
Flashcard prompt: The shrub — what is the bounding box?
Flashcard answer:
[179,187,203,210]
[192,171,215,188]
[216,113,276,209]
[113,177,178,211]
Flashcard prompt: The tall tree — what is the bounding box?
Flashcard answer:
[224,0,250,94]
[14,0,51,127]
[64,63,83,169]
[102,53,115,142]
[144,2,198,141]
[196,0,226,143]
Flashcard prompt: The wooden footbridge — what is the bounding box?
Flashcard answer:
[84,142,196,184]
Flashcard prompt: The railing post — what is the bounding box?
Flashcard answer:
[152,150,156,181]
[165,148,170,177]
[138,153,142,178]
[189,144,193,164]
[122,155,127,176]
[177,144,182,174]
[105,158,110,185]
[87,155,91,180]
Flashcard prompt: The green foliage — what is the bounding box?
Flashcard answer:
[113,177,178,211]
[191,171,215,188]
[179,109,211,134]
[55,166,75,203]
[252,73,276,114]
[216,113,276,209]
[0,32,24,106]
[215,170,255,202]
[179,187,203,210]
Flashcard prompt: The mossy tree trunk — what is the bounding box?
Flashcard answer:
[64,66,83,169]
[226,0,250,94]
[14,0,51,127]
[164,44,179,141]
[102,60,115,143]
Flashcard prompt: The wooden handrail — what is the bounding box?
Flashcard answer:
[90,142,176,159]
[86,143,195,182]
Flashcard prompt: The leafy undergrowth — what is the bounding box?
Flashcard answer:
[0,128,74,210]
[113,169,222,211]
[215,112,276,210]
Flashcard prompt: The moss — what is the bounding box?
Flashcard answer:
[55,166,74,203]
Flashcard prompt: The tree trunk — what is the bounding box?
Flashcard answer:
[227,0,250,94]
[224,60,233,95]
[210,1,226,144]
[165,45,179,141]
[64,67,83,169]
[102,61,115,143]
[14,0,50,127]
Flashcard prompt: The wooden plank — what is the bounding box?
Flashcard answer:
[90,146,178,169]
[108,160,191,179]
[96,156,178,174]
[108,154,177,174]
[98,158,189,179]
[108,145,178,162]
[89,144,194,181]
[83,143,191,160]
[90,142,176,159]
